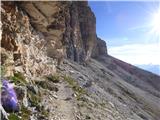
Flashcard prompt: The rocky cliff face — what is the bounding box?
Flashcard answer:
[17,1,107,63]
[1,1,107,78]
[1,2,57,79]
[92,37,108,58]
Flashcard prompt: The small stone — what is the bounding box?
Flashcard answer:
[64,97,72,101]
[108,101,115,108]
[52,94,58,99]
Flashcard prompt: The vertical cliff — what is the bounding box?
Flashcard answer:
[17,1,107,63]
[1,1,107,78]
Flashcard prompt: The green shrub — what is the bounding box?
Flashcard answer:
[27,89,41,107]
[46,74,60,83]
[63,75,86,100]
[8,113,20,120]
[10,72,27,85]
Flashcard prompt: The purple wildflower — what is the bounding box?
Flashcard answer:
[1,80,19,112]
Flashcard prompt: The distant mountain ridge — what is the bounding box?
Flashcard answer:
[136,64,160,75]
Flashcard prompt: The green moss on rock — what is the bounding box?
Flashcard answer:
[8,113,20,120]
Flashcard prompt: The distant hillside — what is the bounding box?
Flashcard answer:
[136,64,160,75]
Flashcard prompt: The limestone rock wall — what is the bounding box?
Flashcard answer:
[17,1,107,63]
[1,1,108,78]
[1,2,56,78]
[92,37,108,58]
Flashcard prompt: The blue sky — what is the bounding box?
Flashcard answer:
[89,1,160,66]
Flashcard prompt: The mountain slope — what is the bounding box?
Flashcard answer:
[58,55,160,120]
[137,64,160,75]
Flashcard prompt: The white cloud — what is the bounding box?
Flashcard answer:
[108,43,160,65]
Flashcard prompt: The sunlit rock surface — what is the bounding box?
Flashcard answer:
[18,1,107,63]
[1,2,56,79]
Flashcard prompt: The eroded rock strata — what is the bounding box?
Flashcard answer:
[17,1,106,63]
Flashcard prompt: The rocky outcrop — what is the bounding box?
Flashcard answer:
[17,2,67,63]
[1,2,56,78]
[16,1,106,63]
[92,37,108,58]
[1,1,108,77]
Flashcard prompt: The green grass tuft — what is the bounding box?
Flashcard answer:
[27,89,41,107]
[0,65,6,78]
[46,74,60,83]
[8,113,20,120]
[63,75,86,100]
[10,72,27,85]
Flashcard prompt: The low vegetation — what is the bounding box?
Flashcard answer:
[1,65,6,78]
[8,105,31,120]
[20,105,31,120]
[8,113,20,120]
[10,72,27,85]
[46,74,60,83]
[63,75,86,100]
[27,89,41,107]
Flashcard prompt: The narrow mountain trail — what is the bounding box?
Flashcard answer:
[55,82,76,120]
[42,81,77,120]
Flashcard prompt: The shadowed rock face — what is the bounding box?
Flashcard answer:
[17,1,107,63]
[92,37,108,58]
